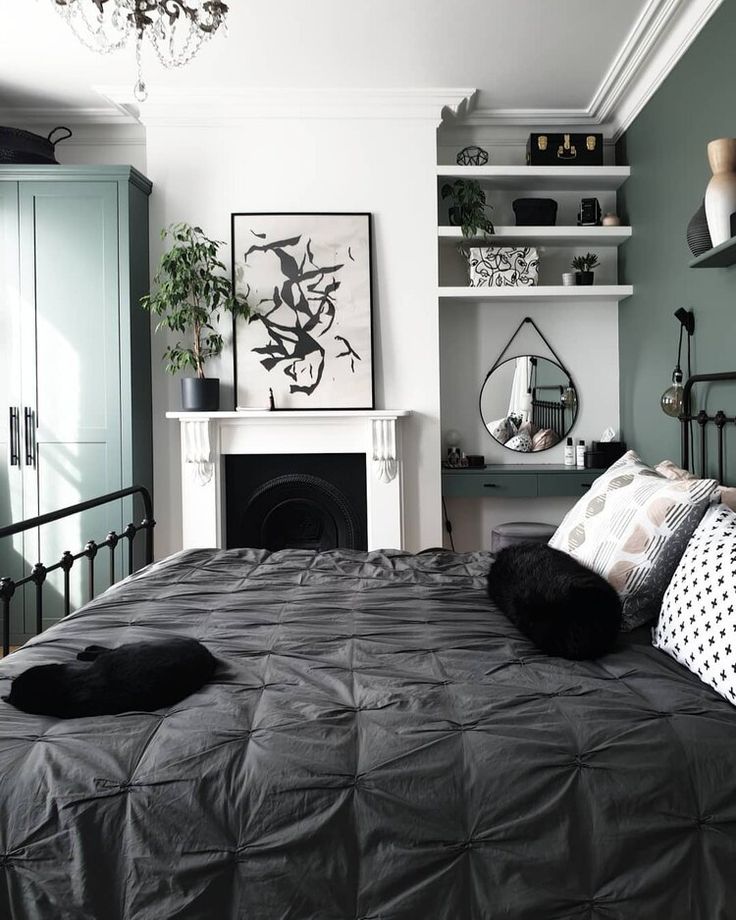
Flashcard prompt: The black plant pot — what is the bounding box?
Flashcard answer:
[575,272,595,286]
[181,377,220,412]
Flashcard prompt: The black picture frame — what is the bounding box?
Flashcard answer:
[231,212,375,411]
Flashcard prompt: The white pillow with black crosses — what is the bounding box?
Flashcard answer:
[653,503,736,705]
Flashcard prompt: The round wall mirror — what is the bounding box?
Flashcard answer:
[479,355,578,453]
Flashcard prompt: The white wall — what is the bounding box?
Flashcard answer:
[143,115,444,557]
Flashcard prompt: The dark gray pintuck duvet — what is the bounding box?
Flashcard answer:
[1,548,735,920]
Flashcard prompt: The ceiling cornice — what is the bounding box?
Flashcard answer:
[93,86,478,127]
[604,0,724,137]
[448,0,723,140]
[0,0,722,138]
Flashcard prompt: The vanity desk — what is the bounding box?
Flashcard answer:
[442,464,601,499]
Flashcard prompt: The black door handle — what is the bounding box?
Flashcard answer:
[9,407,19,467]
[24,407,35,466]
[483,482,498,488]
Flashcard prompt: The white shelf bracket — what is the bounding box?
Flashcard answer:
[372,417,399,484]
[182,418,214,485]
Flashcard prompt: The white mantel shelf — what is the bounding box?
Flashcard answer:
[168,410,413,552]
[167,410,412,419]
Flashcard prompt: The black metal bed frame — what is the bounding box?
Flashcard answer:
[531,387,567,439]
[0,486,154,657]
[679,372,736,483]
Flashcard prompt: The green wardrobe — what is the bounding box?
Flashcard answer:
[0,166,153,640]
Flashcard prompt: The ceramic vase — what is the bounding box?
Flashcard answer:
[704,138,736,247]
[686,199,712,257]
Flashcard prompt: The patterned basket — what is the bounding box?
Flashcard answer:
[466,246,539,287]
[0,126,72,164]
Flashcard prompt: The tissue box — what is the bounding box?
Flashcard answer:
[466,246,539,287]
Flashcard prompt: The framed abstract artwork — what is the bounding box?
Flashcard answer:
[232,212,374,410]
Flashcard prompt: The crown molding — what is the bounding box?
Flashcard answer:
[1,0,721,138]
[604,0,724,138]
[0,106,139,127]
[93,86,478,126]
[441,0,723,140]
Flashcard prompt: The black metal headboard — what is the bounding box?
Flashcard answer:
[680,372,736,484]
[531,387,568,439]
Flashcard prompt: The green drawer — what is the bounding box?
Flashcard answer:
[442,472,538,498]
[537,472,599,498]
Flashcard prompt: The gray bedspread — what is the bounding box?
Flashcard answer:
[0,547,735,920]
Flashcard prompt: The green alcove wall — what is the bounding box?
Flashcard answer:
[617,0,736,470]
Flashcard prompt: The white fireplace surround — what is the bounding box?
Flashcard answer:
[167,410,412,551]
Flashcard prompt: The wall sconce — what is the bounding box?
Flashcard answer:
[660,308,694,417]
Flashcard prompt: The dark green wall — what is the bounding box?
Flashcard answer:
[617,0,736,467]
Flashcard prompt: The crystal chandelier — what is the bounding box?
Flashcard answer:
[53,1,229,102]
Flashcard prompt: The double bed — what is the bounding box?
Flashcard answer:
[2,371,736,918]
[1,544,735,919]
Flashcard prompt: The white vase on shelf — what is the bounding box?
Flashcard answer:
[704,138,736,247]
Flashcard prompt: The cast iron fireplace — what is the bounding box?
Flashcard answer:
[225,454,368,552]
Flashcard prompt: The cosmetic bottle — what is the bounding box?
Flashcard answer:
[576,439,586,468]
[564,437,574,467]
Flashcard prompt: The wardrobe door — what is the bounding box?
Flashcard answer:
[19,181,123,626]
[0,181,28,639]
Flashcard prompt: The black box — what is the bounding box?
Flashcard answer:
[527,133,604,167]
[592,441,627,464]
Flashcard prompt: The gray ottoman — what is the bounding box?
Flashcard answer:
[491,521,557,553]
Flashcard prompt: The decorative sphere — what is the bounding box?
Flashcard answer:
[445,429,462,448]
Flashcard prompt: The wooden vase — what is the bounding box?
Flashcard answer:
[704,138,736,247]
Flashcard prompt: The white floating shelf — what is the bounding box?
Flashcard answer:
[438,285,633,303]
[436,165,630,191]
[438,225,631,246]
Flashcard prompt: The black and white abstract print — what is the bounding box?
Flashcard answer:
[233,213,374,410]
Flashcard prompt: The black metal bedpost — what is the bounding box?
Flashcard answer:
[30,564,47,638]
[0,578,14,658]
[715,411,727,485]
[85,541,98,604]
[60,552,74,618]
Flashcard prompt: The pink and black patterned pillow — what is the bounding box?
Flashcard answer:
[549,451,717,630]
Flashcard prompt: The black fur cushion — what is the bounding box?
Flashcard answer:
[3,638,216,718]
[487,543,622,660]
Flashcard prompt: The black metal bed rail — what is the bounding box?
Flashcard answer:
[0,486,154,657]
[680,372,736,484]
[531,393,566,438]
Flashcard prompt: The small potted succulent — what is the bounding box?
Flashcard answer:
[141,223,250,411]
[571,252,600,286]
[441,179,494,238]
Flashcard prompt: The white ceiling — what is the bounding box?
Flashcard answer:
[0,0,721,129]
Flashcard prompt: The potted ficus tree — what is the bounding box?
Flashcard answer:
[571,252,600,286]
[141,223,249,411]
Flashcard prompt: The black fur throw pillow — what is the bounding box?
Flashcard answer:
[3,637,216,718]
[487,543,622,660]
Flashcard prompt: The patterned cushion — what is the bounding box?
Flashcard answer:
[486,416,512,444]
[655,459,736,511]
[549,450,717,630]
[505,430,533,452]
[531,428,560,451]
[653,504,736,706]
